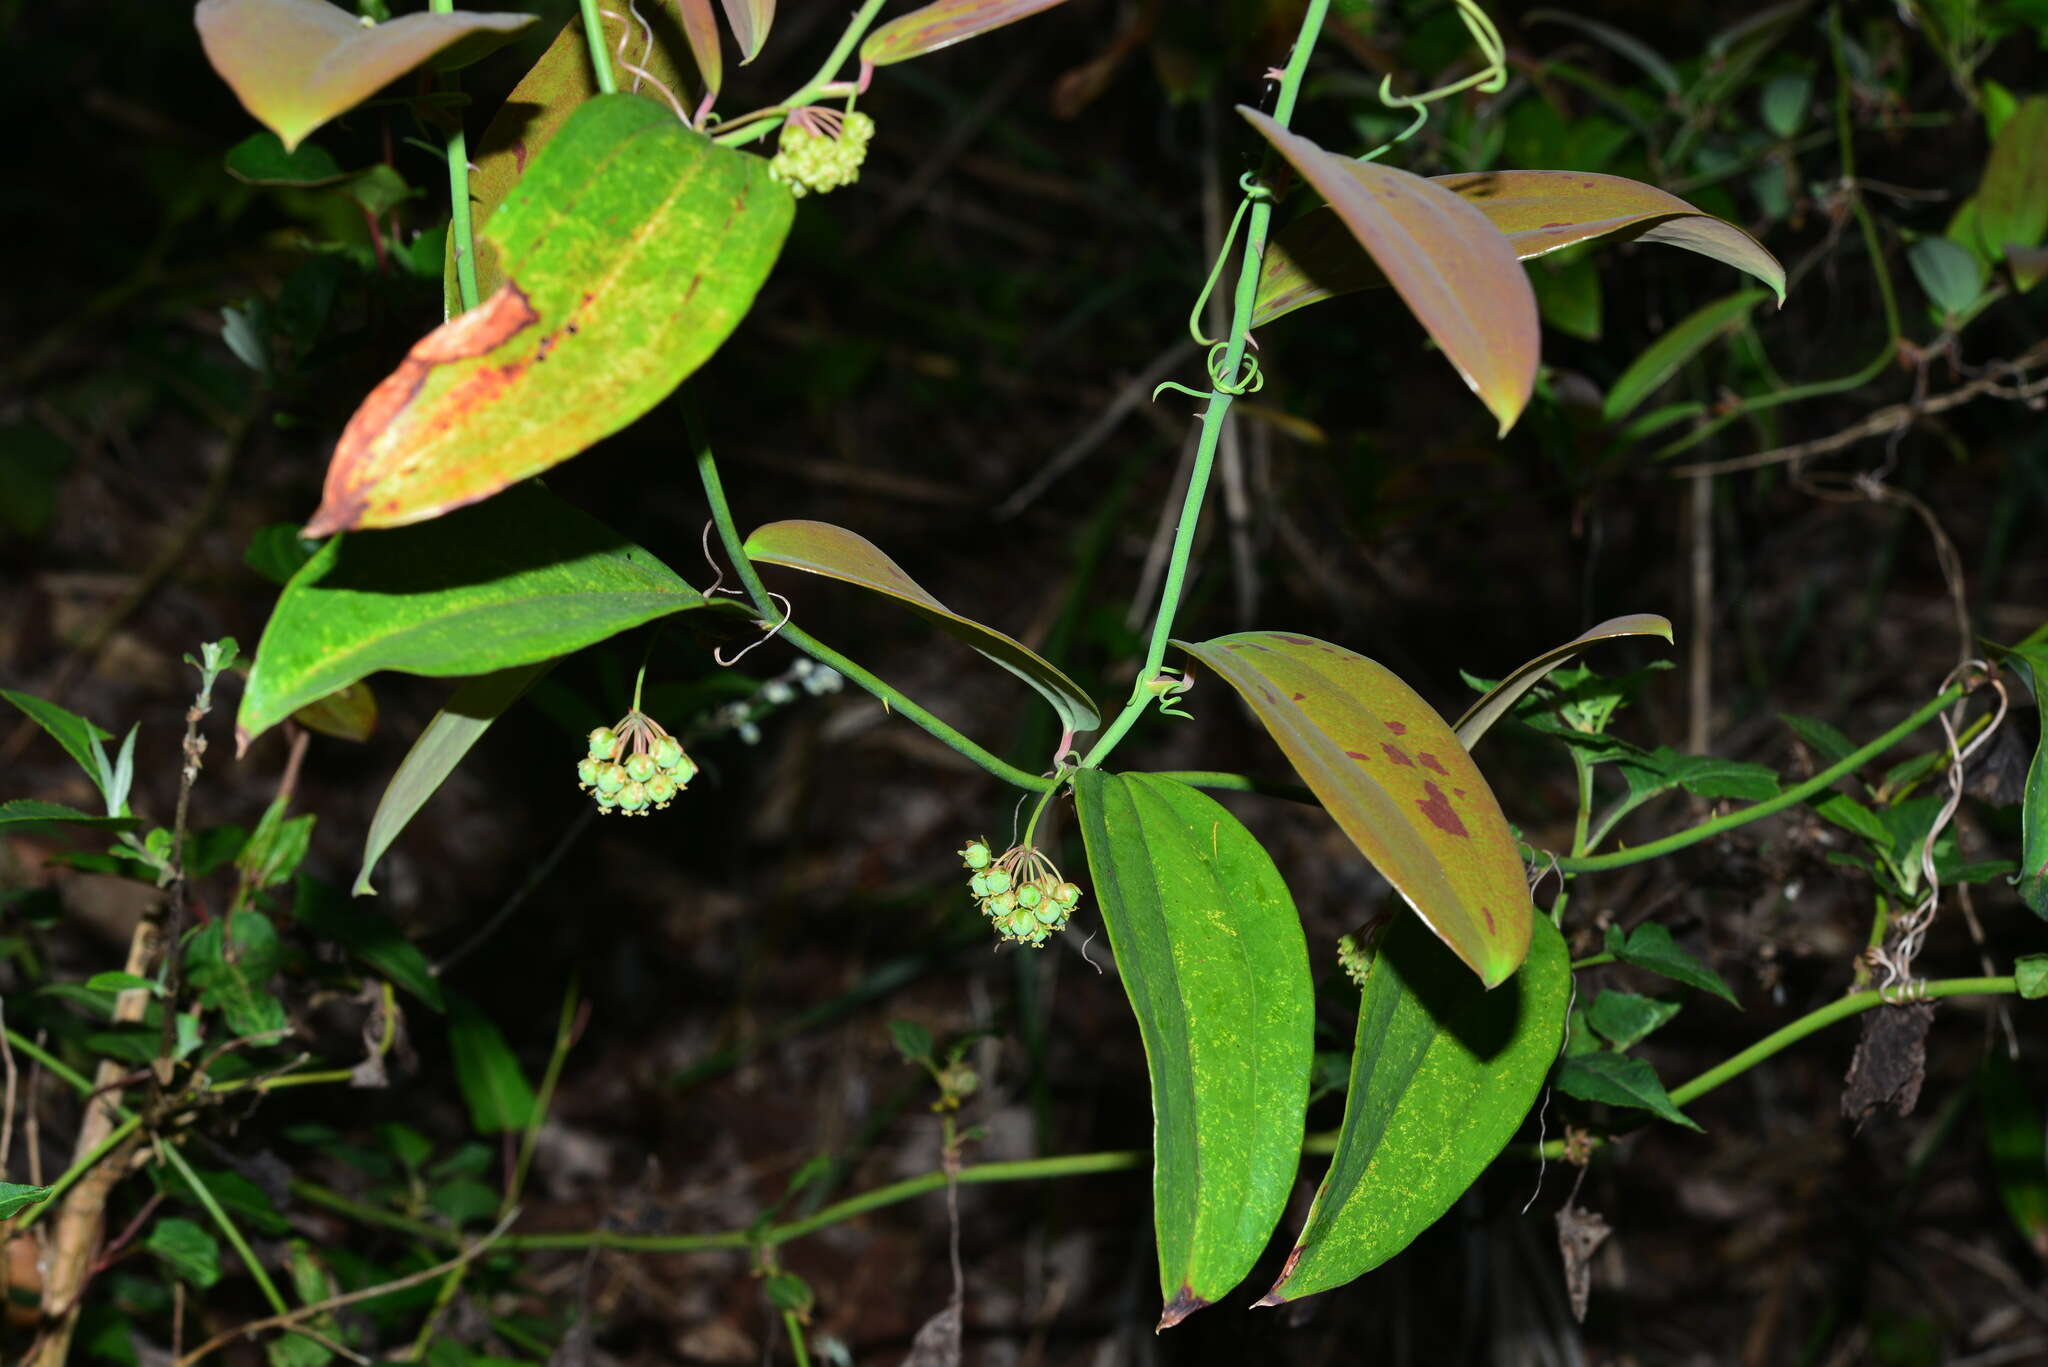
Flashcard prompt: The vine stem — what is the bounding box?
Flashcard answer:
[577,0,618,94]
[1079,0,1331,770]
[429,0,479,313]
[687,406,1052,792]
[711,0,890,147]
[1552,681,1968,873]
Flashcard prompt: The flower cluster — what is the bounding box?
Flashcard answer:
[959,839,1082,948]
[768,109,875,198]
[577,710,695,816]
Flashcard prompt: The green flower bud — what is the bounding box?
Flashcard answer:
[969,873,990,899]
[625,751,657,783]
[990,890,1018,915]
[1053,882,1081,906]
[595,790,618,811]
[588,727,619,760]
[646,773,677,806]
[1035,905,1064,927]
[982,869,1012,896]
[960,841,992,871]
[1016,884,1043,909]
[1007,910,1038,939]
[596,762,628,796]
[653,737,685,770]
[617,781,649,813]
[577,757,603,789]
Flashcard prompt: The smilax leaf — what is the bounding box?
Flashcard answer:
[196,0,534,152]
[1240,108,1539,435]
[862,0,1074,66]
[307,94,792,536]
[746,519,1099,735]
[1454,613,1673,750]
[1178,632,1532,986]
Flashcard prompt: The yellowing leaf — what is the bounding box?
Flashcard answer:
[862,0,1073,66]
[195,0,535,152]
[1176,632,1531,986]
[306,94,792,535]
[1257,169,1784,327]
[1239,109,1538,436]
[746,520,1100,734]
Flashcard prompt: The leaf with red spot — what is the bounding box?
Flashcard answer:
[1256,169,1784,328]
[1176,631,1530,986]
[745,520,1099,735]
[1454,613,1673,750]
[862,0,1074,66]
[305,94,792,536]
[1239,108,1539,436]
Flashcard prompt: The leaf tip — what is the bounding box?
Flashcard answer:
[233,723,252,760]
[1157,1287,1208,1331]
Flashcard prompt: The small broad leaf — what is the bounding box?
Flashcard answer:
[355,664,547,896]
[195,0,535,151]
[1603,288,1770,424]
[307,94,792,536]
[0,1183,52,1219]
[223,131,346,186]
[295,875,443,1010]
[447,992,536,1133]
[1586,990,1681,1050]
[1454,613,1672,750]
[239,484,701,749]
[1556,1051,1700,1130]
[1177,632,1531,987]
[746,519,1100,735]
[1811,791,1892,851]
[718,0,773,63]
[0,800,137,831]
[1604,923,1737,1006]
[1977,95,2048,259]
[862,0,1073,65]
[290,680,378,743]
[2017,955,2048,1000]
[1072,771,1312,1327]
[1259,912,1569,1304]
[2,691,113,797]
[1909,236,1988,318]
[1780,712,1857,766]
[1616,747,1781,803]
[145,1217,222,1289]
[1257,169,1785,327]
[889,1019,933,1064]
[186,912,289,1039]
[1241,109,1538,435]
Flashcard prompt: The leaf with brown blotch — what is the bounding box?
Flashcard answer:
[195,0,534,152]
[1239,109,1539,436]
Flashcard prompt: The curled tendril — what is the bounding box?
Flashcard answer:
[1357,0,1508,163]
[1142,667,1196,720]
[714,592,792,666]
[1205,341,1263,395]
[1152,379,1210,405]
[1187,193,1256,348]
[600,3,690,125]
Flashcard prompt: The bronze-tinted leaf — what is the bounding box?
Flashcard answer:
[862,0,1073,66]
[1239,109,1539,435]
[678,0,722,98]
[745,519,1099,735]
[1257,169,1785,328]
[718,0,773,63]
[1177,632,1531,986]
[195,0,534,152]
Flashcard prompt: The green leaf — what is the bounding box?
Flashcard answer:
[1454,614,1672,749]
[238,796,316,893]
[862,0,1072,65]
[2,691,113,797]
[0,1182,52,1219]
[718,0,773,62]
[1998,630,2048,917]
[889,1020,933,1064]
[1604,288,1770,423]
[745,519,1099,734]
[245,523,321,585]
[85,971,162,997]
[195,0,535,151]
[185,912,289,1039]
[1759,71,1811,138]
[1242,109,1538,435]
[1586,990,1681,1050]
[271,1242,342,1367]
[160,1164,290,1234]
[294,876,444,1010]
[1530,253,1602,341]
[1780,712,1857,766]
[145,1217,222,1289]
[2017,955,2048,1000]
[355,664,548,896]
[448,992,536,1134]
[1177,632,1531,987]
[0,800,137,831]
[238,484,700,748]
[1980,1054,2048,1255]
[1556,1051,1700,1129]
[1615,747,1781,803]
[1908,236,1988,318]
[306,94,792,536]
[224,131,346,186]
[1258,912,1570,1305]
[1604,923,1738,1006]
[1811,791,1892,852]
[1977,95,2048,258]
[1072,771,1312,1327]
[1257,169,1785,327]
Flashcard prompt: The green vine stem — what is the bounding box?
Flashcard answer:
[11,1111,142,1234]
[1080,0,1332,771]
[710,0,889,148]
[688,409,1053,793]
[1553,681,1968,873]
[578,0,618,95]
[429,0,479,312]
[159,1141,294,1318]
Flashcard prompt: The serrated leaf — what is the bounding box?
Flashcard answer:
[1260,911,1569,1304]
[186,912,289,1039]
[447,992,536,1133]
[862,0,1072,65]
[239,484,701,748]
[1242,109,1538,435]
[1072,772,1312,1326]
[1454,614,1672,749]
[306,94,792,536]
[1604,923,1737,1006]
[195,0,535,151]
[2,691,113,797]
[1780,712,1856,766]
[0,1182,52,1219]
[295,875,444,1010]
[145,1217,222,1289]
[745,519,1099,734]
[1811,790,1891,851]
[1977,96,2048,259]
[1177,632,1531,987]
[224,131,346,186]
[0,800,137,831]
[355,664,547,896]
[718,0,773,62]
[1586,990,1681,1050]
[1557,1051,1700,1129]
[1257,169,1785,327]
[1604,288,1769,423]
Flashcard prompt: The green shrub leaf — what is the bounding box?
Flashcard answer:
[1556,1051,1700,1130]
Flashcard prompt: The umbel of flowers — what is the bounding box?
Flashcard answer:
[959,839,1082,948]
[578,710,696,816]
[768,108,875,198]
